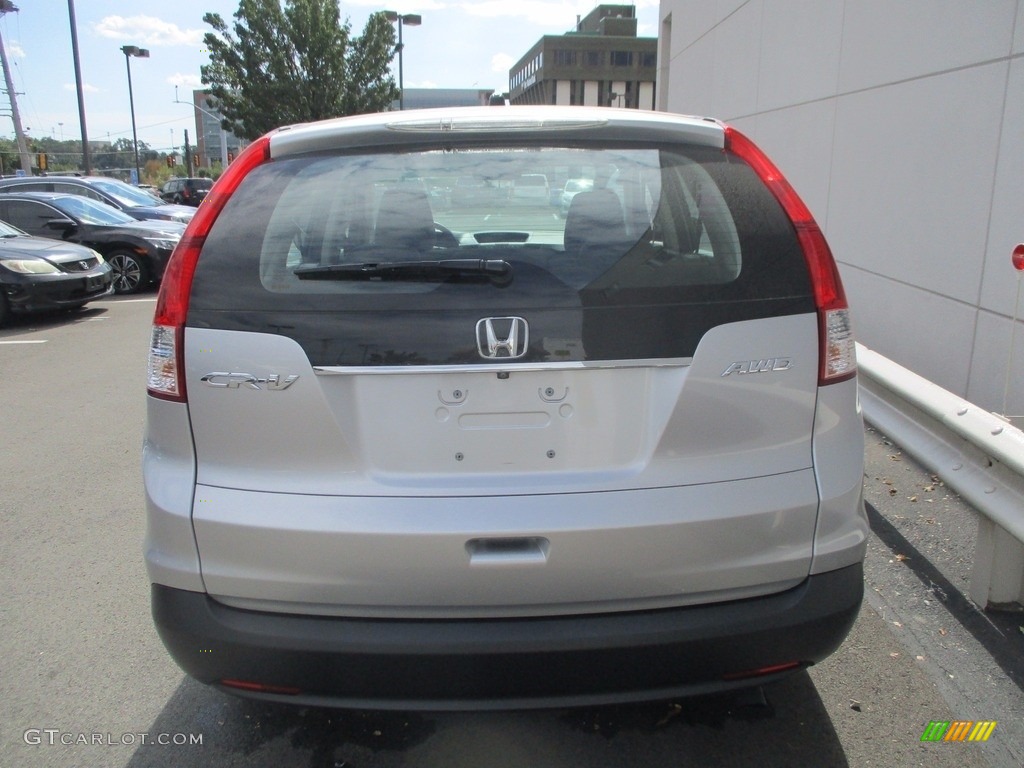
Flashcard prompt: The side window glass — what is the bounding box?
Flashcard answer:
[54,183,99,203]
[2,200,58,235]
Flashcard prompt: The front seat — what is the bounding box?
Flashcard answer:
[373,185,436,257]
[562,188,633,279]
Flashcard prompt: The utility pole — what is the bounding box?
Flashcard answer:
[0,1,33,174]
[67,0,91,174]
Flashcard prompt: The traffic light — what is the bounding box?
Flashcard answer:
[166,155,176,167]
[226,152,234,163]
[37,152,47,170]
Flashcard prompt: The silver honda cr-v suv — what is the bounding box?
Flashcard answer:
[144,106,867,710]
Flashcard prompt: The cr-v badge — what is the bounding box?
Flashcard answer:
[477,317,528,359]
[200,372,299,390]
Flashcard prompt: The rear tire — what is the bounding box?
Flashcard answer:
[108,251,149,295]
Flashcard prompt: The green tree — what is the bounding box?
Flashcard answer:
[201,0,399,141]
[94,137,148,171]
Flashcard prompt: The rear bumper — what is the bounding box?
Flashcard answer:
[152,562,863,710]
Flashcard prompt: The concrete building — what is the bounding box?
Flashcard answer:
[192,90,247,168]
[395,88,495,111]
[510,4,657,109]
[656,0,1024,418]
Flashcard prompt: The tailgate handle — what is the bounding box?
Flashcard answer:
[466,537,549,566]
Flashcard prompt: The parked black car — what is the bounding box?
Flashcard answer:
[0,176,195,223]
[0,218,112,325]
[159,177,212,206]
[0,192,184,295]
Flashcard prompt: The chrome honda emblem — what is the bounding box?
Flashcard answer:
[476,317,528,359]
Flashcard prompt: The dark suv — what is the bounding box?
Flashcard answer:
[145,106,866,710]
[159,177,212,207]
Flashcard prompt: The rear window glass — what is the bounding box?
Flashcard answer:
[248,146,744,294]
[190,141,813,366]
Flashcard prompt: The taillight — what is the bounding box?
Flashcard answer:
[724,126,856,385]
[147,135,272,402]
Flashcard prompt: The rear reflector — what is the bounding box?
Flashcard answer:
[721,660,803,681]
[220,679,302,696]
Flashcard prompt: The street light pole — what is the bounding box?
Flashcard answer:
[121,44,149,184]
[383,12,421,110]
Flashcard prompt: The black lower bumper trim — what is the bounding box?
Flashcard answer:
[152,563,862,710]
[6,277,112,312]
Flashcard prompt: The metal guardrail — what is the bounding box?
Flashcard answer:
[856,343,1024,610]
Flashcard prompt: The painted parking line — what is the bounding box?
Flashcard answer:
[0,340,48,345]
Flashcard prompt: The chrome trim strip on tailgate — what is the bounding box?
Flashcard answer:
[313,357,694,376]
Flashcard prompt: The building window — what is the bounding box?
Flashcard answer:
[640,52,657,68]
[611,51,634,67]
[553,49,576,66]
[585,50,602,67]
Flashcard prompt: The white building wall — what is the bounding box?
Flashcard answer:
[639,82,655,111]
[612,80,626,107]
[657,0,1024,417]
[556,80,571,106]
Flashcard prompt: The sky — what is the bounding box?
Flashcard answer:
[0,0,660,154]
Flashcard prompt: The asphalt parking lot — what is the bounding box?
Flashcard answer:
[1,296,1020,767]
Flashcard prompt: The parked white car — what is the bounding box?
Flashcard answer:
[512,172,550,203]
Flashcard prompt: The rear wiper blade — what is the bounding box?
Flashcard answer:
[295,258,512,285]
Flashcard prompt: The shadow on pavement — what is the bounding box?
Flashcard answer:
[866,501,1024,694]
[0,304,109,335]
[126,671,846,768]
